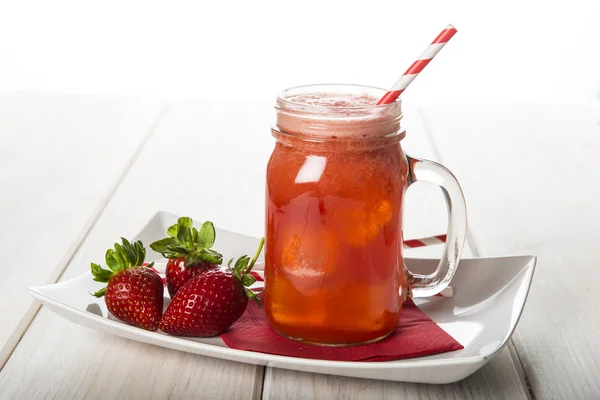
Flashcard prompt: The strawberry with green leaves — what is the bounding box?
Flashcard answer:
[91,238,164,331]
[159,238,264,337]
[150,217,223,297]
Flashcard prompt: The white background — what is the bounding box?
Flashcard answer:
[1,0,599,106]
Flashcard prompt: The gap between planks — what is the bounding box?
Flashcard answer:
[0,103,172,372]
[417,107,534,399]
[508,341,534,400]
[253,365,267,400]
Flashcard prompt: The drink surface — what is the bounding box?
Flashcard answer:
[266,90,407,345]
[286,92,379,108]
[276,91,401,140]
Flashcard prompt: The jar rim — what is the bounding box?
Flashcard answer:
[276,84,401,113]
[275,84,402,141]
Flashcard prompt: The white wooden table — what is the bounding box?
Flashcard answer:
[0,93,598,399]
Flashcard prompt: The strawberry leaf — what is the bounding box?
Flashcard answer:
[111,249,126,272]
[195,248,223,265]
[167,223,178,238]
[150,237,178,254]
[241,273,257,287]
[176,217,193,243]
[177,225,190,243]
[177,217,193,229]
[91,263,113,283]
[134,241,146,266]
[185,249,221,267]
[91,287,107,298]
[150,217,223,265]
[169,245,191,255]
[125,244,137,266]
[185,252,201,267]
[244,288,261,307]
[234,256,250,277]
[121,237,134,257]
[105,249,120,272]
[90,238,149,297]
[115,243,132,267]
[197,221,216,248]
[228,238,265,304]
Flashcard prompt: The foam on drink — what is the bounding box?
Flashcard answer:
[286,92,379,108]
[276,89,402,139]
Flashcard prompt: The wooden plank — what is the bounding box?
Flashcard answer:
[0,100,276,399]
[260,106,529,399]
[0,92,166,365]
[263,348,526,400]
[0,309,263,399]
[419,104,600,399]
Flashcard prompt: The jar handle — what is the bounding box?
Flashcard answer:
[404,154,468,298]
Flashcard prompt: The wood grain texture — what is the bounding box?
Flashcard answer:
[263,348,527,400]
[0,100,277,399]
[0,309,262,400]
[260,107,529,399]
[419,105,600,399]
[0,92,165,364]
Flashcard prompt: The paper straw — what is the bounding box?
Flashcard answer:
[403,234,453,297]
[404,234,447,249]
[377,24,457,105]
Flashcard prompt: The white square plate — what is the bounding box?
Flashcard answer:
[29,211,535,384]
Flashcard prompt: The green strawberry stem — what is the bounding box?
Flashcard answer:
[228,237,265,307]
[150,217,223,267]
[247,237,265,275]
[90,238,153,297]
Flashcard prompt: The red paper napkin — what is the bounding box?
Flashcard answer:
[220,294,463,362]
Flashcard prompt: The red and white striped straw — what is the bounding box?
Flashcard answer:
[377,24,458,105]
[404,234,447,249]
[403,234,453,297]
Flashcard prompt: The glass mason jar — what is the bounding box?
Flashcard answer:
[264,84,467,346]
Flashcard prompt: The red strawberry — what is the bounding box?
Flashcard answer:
[165,257,217,297]
[91,238,164,331]
[160,238,264,337]
[150,217,223,296]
